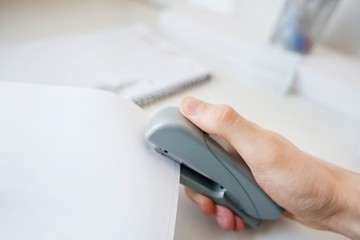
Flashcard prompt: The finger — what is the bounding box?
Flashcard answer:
[215,205,236,231]
[180,97,247,138]
[185,188,245,232]
[179,97,258,159]
[234,215,245,232]
[184,187,216,216]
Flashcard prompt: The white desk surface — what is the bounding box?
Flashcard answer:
[1,1,359,239]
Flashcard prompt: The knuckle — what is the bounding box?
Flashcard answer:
[214,105,238,128]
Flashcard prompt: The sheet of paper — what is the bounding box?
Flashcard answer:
[0,81,179,240]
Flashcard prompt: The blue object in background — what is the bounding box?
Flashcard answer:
[271,0,338,54]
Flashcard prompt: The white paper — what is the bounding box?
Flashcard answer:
[0,24,210,105]
[0,81,179,240]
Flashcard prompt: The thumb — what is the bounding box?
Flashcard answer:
[179,96,297,175]
[179,97,259,160]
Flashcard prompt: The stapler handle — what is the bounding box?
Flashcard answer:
[180,164,262,228]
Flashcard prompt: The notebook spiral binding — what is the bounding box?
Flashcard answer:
[132,73,211,107]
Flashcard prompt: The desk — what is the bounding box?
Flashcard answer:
[1,1,359,239]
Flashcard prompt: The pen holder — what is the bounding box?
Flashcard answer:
[271,0,339,54]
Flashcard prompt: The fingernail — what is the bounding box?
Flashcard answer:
[181,97,202,116]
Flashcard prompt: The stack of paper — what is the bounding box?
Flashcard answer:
[0,81,180,240]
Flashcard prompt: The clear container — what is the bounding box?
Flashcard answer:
[271,0,339,53]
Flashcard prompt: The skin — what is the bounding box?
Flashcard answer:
[179,96,360,239]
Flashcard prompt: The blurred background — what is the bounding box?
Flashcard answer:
[0,0,359,56]
[0,0,359,121]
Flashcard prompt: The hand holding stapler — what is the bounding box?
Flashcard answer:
[145,107,283,229]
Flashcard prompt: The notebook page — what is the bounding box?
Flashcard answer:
[0,81,179,240]
[0,24,210,106]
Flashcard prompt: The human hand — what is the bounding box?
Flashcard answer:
[179,96,360,239]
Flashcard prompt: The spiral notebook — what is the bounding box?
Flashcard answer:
[0,24,211,106]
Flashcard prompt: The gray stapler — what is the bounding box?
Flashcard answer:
[145,107,283,229]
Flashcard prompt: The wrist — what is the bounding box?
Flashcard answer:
[327,168,360,239]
